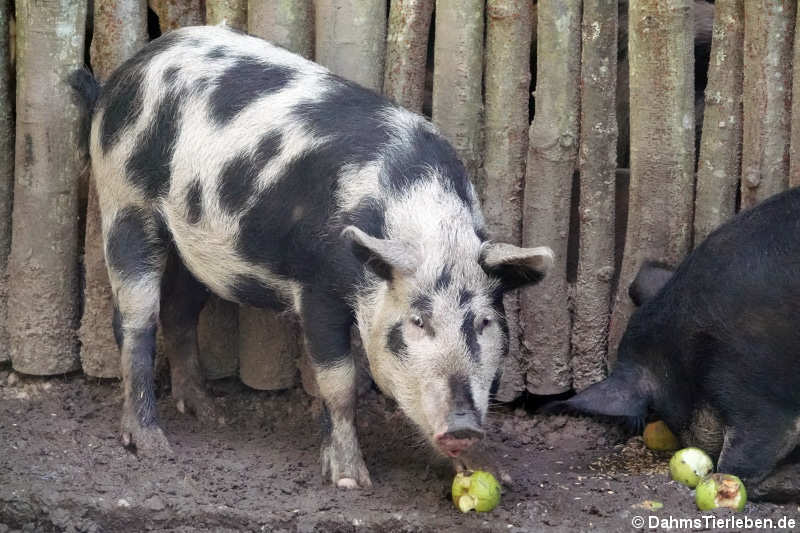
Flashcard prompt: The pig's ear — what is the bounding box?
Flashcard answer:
[628,260,674,306]
[542,374,648,430]
[479,242,554,291]
[342,225,419,281]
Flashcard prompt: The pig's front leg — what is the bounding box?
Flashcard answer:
[303,294,371,489]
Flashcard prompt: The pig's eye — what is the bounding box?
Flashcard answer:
[478,316,492,334]
[410,315,425,329]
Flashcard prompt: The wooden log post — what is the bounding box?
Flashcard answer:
[248,1,313,59]
[432,0,484,190]
[206,0,246,29]
[240,1,314,392]
[383,0,433,113]
[608,0,695,366]
[792,4,800,190]
[520,0,580,395]
[314,0,386,92]
[483,0,532,402]
[693,0,744,243]
[571,0,618,392]
[0,0,12,364]
[8,0,88,374]
[149,0,204,31]
[740,1,795,208]
[79,0,147,379]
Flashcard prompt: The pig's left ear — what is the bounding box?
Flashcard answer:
[479,242,554,291]
[342,225,420,281]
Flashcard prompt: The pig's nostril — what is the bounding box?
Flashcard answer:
[447,427,484,441]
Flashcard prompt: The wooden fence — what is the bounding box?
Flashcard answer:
[1,0,798,403]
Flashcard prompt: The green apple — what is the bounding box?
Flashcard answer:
[452,470,501,513]
[696,473,747,511]
[669,447,713,488]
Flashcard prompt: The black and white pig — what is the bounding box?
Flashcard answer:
[70,26,554,488]
[553,186,800,500]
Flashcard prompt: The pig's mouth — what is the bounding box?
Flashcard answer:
[434,428,484,457]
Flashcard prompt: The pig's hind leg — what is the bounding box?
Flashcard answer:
[302,292,372,489]
[160,252,220,423]
[716,408,800,500]
[105,206,172,455]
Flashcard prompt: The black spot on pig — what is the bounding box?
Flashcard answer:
[293,75,392,164]
[217,131,282,214]
[449,374,476,415]
[206,46,227,60]
[163,66,180,84]
[387,322,407,358]
[434,265,452,292]
[128,322,158,427]
[489,369,502,397]
[411,294,433,315]
[209,58,296,125]
[185,180,203,224]
[340,198,385,239]
[106,206,163,282]
[98,32,183,153]
[461,311,480,362]
[320,404,332,439]
[458,289,473,307]
[230,274,287,310]
[126,87,188,200]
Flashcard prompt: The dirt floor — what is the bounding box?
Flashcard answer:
[1,366,798,532]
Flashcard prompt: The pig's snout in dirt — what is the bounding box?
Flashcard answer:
[435,416,484,457]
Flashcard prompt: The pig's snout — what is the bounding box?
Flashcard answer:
[435,414,484,457]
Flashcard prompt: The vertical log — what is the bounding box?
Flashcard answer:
[247,0,313,59]
[608,0,695,366]
[0,0,12,364]
[432,0,484,188]
[149,0,204,31]
[571,0,618,392]
[240,3,314,392]
[80,0,147,378]
[519,1,580,395]
[789,5,800,189]
[693,0,744,243]
[9,0,87,374]
[314,0,386,91]
[483,0,532,402]
[383,0,433,113]
[206,0,246,30]
[740,1,795,208]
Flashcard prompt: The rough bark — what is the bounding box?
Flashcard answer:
[149,0,203,31]
[248,0,313,58]
[238,308,299,390]
[0,1,12,364]
[608,0,695,366]
[9,0,87,374]
[314,0,386,91]
[693,0,744,243]
[432,0,484,189]
[206,0,246,30]
[520,0,580,395]
[383,0,433,113]
[571,0,618,392]
[79,0,147,378]
[740,1,795,208]
[789,5,800,189]
[482,0,532,402]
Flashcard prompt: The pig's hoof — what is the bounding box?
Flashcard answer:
[173,385,222,425]
[321,444,372,488]
[121,424,173,457]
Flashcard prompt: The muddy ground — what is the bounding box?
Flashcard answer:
[1,367,798,532]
